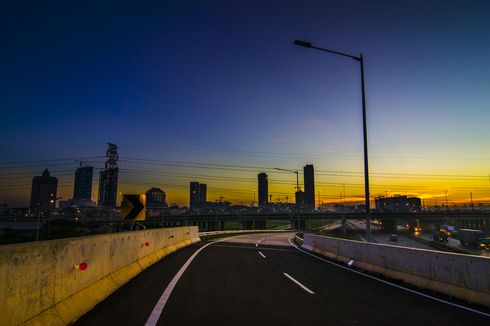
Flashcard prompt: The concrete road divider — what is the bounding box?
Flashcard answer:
[0,226,199,326]
[303,233,490,308]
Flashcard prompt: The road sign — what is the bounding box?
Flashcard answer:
[121,194,146,220]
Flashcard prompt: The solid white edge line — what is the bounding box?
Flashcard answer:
[145,236,239,326]
[258,251,266,258]
[288,237,490,318]
[283,272,315,294]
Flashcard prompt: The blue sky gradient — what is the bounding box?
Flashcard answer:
[1,1,490,205]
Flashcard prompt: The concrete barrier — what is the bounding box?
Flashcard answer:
[0,226,200,326]
[303,233,490,308]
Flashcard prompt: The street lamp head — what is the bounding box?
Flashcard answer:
[294,40,312,48]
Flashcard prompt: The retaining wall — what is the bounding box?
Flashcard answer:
[0,226,200,326]
[303,233,490,308]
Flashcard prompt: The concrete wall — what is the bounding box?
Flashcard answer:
[0,226,200,326]
[303,233,490,308]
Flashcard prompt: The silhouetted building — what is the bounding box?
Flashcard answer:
[303,164,315,211]
[73,166,93,200]
[30,169,58,213]
[258,173,268,206]
[375,195,422,213]
[190,181,207,209]
[146,188,167,208]
[199,183,207,204]
[190,182,200,209]
[98,143,119,207]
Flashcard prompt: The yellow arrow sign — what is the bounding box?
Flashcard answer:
[121,194,146,220]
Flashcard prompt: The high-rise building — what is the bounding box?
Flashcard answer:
[258,172,268,206]
[73,166,93,200]
[190,181,207,209]
[303,164,315,212]
[190,182,200,209]
[146,188,167,208]
[98,143,119,207]
[30,169,58,213]
[199,183,207,204]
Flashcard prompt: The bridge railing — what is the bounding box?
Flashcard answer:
[303,233,490,308]
[0,226,199,326]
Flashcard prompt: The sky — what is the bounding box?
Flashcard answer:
[1,0,490,207]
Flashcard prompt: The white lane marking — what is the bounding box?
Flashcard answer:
[258,251,266,258]
[288,237,490,318]
[145,236,238,326]
[283,273,315,294]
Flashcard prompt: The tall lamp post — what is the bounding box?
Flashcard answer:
[294,39,372,242]
[274,167,301,231]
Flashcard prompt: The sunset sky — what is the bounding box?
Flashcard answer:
[1,1,490,207]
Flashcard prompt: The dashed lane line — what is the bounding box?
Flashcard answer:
[283,273,315,294]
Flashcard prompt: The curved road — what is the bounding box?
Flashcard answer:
[76,232,489,325]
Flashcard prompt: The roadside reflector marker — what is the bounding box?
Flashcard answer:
[74,262,88,271]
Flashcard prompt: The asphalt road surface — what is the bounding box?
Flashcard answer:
[348,220,433,249]
[76,232,489,326]
[419,232,490,257]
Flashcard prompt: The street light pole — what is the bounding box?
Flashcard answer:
[294,39,371,241]
[360,53,372,242]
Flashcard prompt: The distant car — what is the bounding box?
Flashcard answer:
[433,230,449,242]
[390,234,398,242]
[478,238,490,250]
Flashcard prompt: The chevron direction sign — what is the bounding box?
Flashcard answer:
[121,194,146,220]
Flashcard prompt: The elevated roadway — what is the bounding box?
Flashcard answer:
[76,233,489,325]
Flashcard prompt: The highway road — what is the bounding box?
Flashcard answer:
[418,232,490,257]
[76,232,489,325]
[348,220,433,250]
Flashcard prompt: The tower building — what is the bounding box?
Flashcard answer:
[303,164,315,212]
[190,181,207,209]
[73,165,93,200]
[258,172,268,206]
[30,169,58,213]
[146,187,167,208]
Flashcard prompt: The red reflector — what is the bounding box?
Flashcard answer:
[144,242,150,247]
[79,262,88,271]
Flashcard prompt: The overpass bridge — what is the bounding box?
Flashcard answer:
[1,227,489,326]
[142,211,490,233]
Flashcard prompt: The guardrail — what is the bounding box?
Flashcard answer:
[303,233,490,308]
[0,226,199,326]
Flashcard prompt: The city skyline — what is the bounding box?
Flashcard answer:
[2,148,490,208]
[1,1,490,206]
